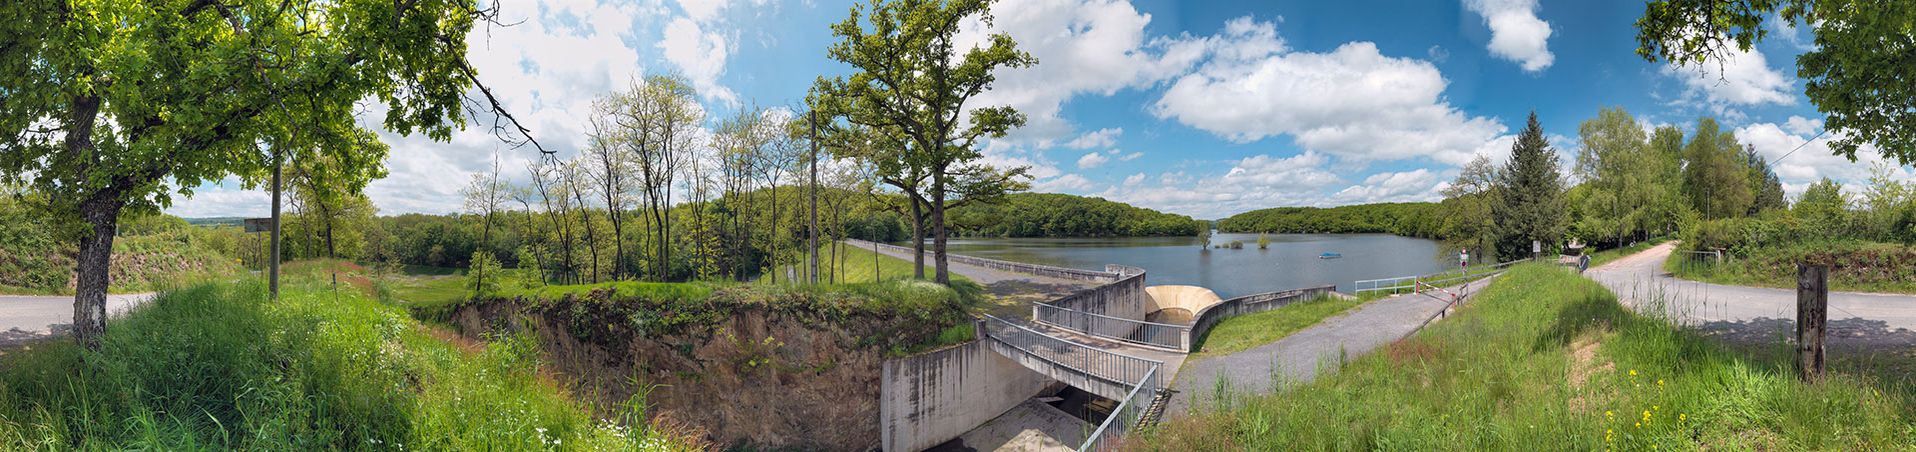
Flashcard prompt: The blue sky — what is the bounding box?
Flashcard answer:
[166,0,1901,220]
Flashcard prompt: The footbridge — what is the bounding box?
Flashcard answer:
[860,240,1341,451]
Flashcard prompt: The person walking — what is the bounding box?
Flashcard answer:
[1460,248,1470,269]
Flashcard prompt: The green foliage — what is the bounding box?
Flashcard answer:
[1492,113,1566,260]
[947,193,1200,237]
[467,250,503,298]
[1795,178,1851,231]
[1570,107,1687,247]
[1636,0,1916,163]
[0,279,696,450]
[1137,264,1914,449]
[1670,239,1916,293]
[1682,118,1755,219]
[1218,202,1448,238]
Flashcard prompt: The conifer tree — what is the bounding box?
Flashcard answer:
[1492,112,1566,261]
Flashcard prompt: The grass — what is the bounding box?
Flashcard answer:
[0,273,699,450]
[1189,295,1361,358]
[1665,240,1916,294]
[1133,264,1915,450]
[811,242,974,285]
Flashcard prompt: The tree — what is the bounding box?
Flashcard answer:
[1795,177,1849,234]
[1681,118,1754,219]
[600,74,701,281]
[583,111,634,279]
[1444,154,1500,259]
[1635,0,1916,163]
[0,0,538,349]
[1573,107,1652,247]
[1492,112,1566,261]
[813,0,1037,285]
[1745,145,1788,214]
[461,155,509,294]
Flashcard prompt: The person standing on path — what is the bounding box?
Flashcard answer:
[1460,248,1470,269]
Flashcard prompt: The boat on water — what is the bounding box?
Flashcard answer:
[1318,252,1342,259]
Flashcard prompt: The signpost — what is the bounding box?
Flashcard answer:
[1796,264,1829,381]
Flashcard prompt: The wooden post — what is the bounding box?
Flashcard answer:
[1796,264,1828,381]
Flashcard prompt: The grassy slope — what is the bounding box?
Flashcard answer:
[1136,264,1914,450]
[808,243,974,285]
[0,274,698,450]
[1189,296,1360,358]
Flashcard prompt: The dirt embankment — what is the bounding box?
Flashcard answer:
[449,287,952,450]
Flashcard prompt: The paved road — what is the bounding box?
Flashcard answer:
[1165,277,1498,415]
[0,293,156,346]
[1586,242,1916,349]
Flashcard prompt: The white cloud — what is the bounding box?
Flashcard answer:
[1463,0,1554,72]
[957,0,1209,146]
[1784,115,1823,136]
[170,0,654,217]
[1034,173,1098,192]
[1065,127,1123,150]
[660,17,739,105]
[1115,150,1143,161]
[1734,120,1903,199]
[1103,152,1346,218]
[1662,47,1793,108]
[1152,17,1507,165]
[1077,152,1111,169]
[675,0,729,23]
[1331,169,1447,204]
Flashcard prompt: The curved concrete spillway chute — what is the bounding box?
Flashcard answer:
[1144,285,1225,320]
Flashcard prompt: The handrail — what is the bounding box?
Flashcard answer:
[843,238,1122,282]
[1079,366,1159,452]
[980,314,1164,389]
[1033,302,1189,352]
[1354,258,1529,294]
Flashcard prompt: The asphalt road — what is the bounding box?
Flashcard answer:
[1585,242,1916,349]
[0,293,155,346]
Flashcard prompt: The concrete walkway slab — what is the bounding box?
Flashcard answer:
[936,399,1086,452]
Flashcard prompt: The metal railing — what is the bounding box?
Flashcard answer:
[980,314,1163,389]
[842,239,1122,282]
[1079,366,1159,452]
[1354,258,1529,294]
[1033,302,1190,352]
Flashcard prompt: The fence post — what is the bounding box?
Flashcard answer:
[1796,264,1828,381]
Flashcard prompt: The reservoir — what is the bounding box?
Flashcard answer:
[930,233,1455,297]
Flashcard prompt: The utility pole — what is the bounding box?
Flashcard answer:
[808,110,821,284]
[269,148,282,300]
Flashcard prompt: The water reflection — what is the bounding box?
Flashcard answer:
[928,233,1453,297]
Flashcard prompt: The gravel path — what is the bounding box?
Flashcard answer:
[1585,242,1916,350]
[1164,277,1499,416]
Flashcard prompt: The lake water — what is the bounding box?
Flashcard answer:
[934,233,1457,297]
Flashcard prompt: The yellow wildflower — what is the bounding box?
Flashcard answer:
[1629,369,1638,376]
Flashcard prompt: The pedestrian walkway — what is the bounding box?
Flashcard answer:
[1165,277,1498,415]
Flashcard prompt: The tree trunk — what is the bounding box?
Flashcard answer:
[72,196,122,350]
[909,195,925,280]
[931,171,950,286]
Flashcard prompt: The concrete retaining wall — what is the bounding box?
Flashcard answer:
[879,326,1052,452]
[1045,267,1149,322]
[1187,285,1339,349]
[845,239,1121,282]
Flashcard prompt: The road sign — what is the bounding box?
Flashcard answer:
[243,218,272,233]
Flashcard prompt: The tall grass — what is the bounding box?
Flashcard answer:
[1134,264,1915,450]
[0,276,698,450]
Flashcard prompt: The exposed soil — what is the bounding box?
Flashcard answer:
[448,289,949,450]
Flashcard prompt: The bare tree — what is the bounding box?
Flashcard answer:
[584,111,634,279]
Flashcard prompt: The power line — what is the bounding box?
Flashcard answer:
[1773,128,1829,165]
